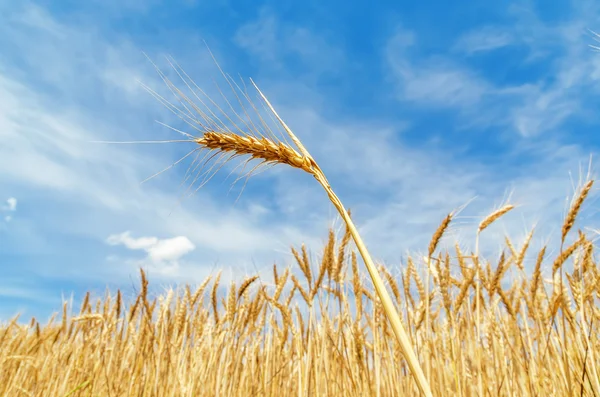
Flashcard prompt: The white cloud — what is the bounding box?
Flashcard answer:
[6,198,16,211]
[106,231,196,275]
[2,198,16,212]
[147,236,196,262]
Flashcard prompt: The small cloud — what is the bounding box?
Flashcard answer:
[106,231,196,275]
[1,197,17,223]
[3,197,17,212]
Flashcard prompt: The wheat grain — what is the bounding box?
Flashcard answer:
[552,235,584,275]
[478,205,514,233]
[429,213,453,257]
[195,132,316,174]
[191,275,212,308]
[562,180,594,243]
[211,271,222,325]
[335,219,352,283]
[291,247,312,285]
[237,276,259,301]
[514,230,533,271]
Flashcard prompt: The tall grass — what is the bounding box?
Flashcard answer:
[2,59,599,396]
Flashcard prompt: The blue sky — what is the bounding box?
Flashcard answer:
[2,0,600,322]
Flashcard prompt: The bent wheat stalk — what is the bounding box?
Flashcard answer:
[253,84,433,397]
[150,59,433,396]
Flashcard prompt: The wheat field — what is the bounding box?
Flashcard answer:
[1,60,599,396]
[1,209,599,396]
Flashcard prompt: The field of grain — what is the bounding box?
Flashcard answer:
[1,61,599,397]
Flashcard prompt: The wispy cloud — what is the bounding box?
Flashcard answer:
[386,7,600,138]
[385,27,491,108]
[453,26,514,54]
[234,7,345,78]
